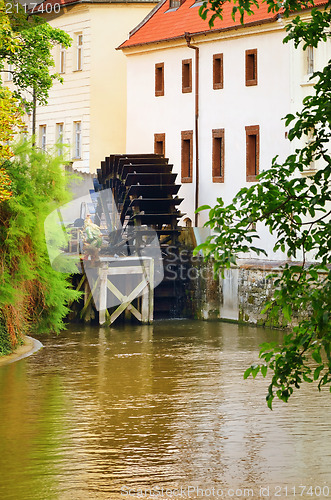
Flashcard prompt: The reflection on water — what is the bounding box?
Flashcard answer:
[0,321,330,500]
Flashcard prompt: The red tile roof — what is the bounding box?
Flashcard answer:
[119,0,278,48]
[119,0,327,49]
[36,0,154,10]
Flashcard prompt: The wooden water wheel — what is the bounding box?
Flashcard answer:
[95,154,188,318]
[96,154,184,246]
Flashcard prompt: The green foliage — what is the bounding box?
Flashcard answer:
[196,0,331,406]
[0,314,13,356]
[0,142,80,354]
[199,0,317,28]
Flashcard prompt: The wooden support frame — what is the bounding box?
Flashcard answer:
[98,257,154,325]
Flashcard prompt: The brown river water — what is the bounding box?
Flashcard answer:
[0,321,330,500]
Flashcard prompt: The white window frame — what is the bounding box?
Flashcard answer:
[306,46,314,75]
[76,33,83,71]
[60,45,66,74]
[40,125,47,151]
[303,128,316,173]
[56,123,64,155]
[7,63,13,81]
[74,121,81,159]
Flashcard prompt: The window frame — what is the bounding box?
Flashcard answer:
[76,33,83,71]
[306,46,314,75]
[212,128,225,183]
[154,133,165,156]
[155,62,164,97]
[6,63,13,82]
[213,53,223,90]
[56,122,64,155]
[245,125,259,182]
[59,45,66,74]
[169,0,181,8]
[39,125,47,151]
[181,130,193,183]
[73,121,82,159]
[182,58,192,93]
[245,49,257,86]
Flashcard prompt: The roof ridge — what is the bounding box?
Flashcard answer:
[129,0,167,37]
[119,0,328,50]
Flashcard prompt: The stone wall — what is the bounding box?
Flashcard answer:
[187,257,314,328]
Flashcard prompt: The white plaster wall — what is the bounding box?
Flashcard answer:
[35,5,92,172]
[89,3,158,172]
[126,43,196,222]
[198,27,291,259]
[287,34,331,262]
[125,23,292,259]
[33,2,157,173]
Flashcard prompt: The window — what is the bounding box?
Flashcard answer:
[60,45,66,74]
[303,128,316,172]
[212,129,225,182]
[213,54,223,90]
[155,63,164,97]
[39,125,46,151]
[169,0,181,8]
[76,33,83,71]
[56,123,64,155]
[74,121,81,159]
[246,125,259,181]
[154,133,165,156]
[181,130,193,182]
[6,63,13,82]
[245,49,257,86]
[182,59,192,93]
[306,46,314,75]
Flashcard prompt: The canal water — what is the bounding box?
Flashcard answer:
[0,321,330,500]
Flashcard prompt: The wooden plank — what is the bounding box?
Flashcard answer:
[141,277,149,323]
[125,173,177,187]
[99,270,108,325]
[121,164,173,179]
[126,184,180,198]
[149,259,154,323]
[102,265,148,276]
[80,276,100,318]
[127,303,142,321]
[109,279,148,324]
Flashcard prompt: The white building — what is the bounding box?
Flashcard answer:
[119,0,330,259]
[13,0,158,172]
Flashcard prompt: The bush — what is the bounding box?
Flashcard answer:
[0,142,80,353]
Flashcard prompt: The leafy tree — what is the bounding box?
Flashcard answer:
[0,1,77,355]
[0,2,24,201]
[0,142,80,354]
[0,86,24,164]
[195,0,331,407]
[0,0,71,135]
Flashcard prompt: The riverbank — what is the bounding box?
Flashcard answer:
[0,335,43,367]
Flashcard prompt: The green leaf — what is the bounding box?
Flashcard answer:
[261,365,268,377]
[312,351,322,365]
[266,393,274,410]
[282,304,292,321]
[195,204,211,213]
[314,365,324,381]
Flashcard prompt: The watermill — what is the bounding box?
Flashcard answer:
[92,153,189,320]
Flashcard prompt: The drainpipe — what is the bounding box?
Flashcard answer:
[185,33,199,227]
